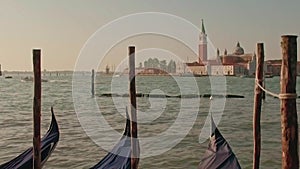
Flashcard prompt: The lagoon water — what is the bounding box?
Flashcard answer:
[0,73,299,169]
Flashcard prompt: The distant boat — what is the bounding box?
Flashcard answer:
[265,74,274,78]
[21,76,34,82]
[198,116,241,169]
[21,76,48,82]
[90,108,139,169]
[113,74,121,78]
[4,76,12,79]
[0,108,60,169]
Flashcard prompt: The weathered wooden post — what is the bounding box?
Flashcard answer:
[91,69,95,97]
[129,46,138,169]
[280,35,298,169]
[262,73,266,100]
[0,64,2,76]
[33,49,41,169]
[253,43,264,169]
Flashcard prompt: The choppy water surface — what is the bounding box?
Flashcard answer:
[0,73,300,169]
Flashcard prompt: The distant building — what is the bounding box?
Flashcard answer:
[219,42,256,76]
[138,68,169,75]
[265,60,281,76]
[105,65,110,74]
[185,62,207,75]
[265,60,300,76]
[122,67,169,76]
[208,63,245,76]
[199,19,207,63]
[185,20,256,76]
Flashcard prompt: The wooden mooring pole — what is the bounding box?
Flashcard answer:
[253,43,264,169]
[280,35,298,169]
[129,46,139,169]
[262,75,266,100]
[91,69,95,97]
[33,49,41,169]
[0,64,2,76]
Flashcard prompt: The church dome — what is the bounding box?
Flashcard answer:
[233,42,244,55]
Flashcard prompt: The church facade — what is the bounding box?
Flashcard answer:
[215,42,256,76]
[186,20,256,76]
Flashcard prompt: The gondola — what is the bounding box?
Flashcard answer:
[198,116,241,169]
[90,108,139,169]
[0,107,60,169]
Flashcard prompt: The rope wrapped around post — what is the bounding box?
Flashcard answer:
[255,80,297,99]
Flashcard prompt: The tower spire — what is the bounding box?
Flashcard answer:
[201,19,206,34]
[199,19,207,63]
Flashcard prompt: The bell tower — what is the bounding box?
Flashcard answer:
[199,19,207,63]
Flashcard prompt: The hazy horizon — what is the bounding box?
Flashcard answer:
[1,0,300,71]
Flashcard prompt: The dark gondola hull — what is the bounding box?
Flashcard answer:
[198,116,241,169]
[0,108,60,169]
[91,109,139,169]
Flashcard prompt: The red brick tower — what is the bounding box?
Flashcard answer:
[199,19,207,64]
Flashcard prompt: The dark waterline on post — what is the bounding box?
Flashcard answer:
[91,69,95,97]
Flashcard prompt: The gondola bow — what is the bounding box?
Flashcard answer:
[198,116,241,169]
[0,108,60,169]
[90,109,140,169]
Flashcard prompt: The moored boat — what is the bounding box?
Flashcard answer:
[90,108,139,169]
[0,107,60,169]
[198,116,241,169]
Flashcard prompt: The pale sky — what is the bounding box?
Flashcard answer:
[0,0,299,71]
